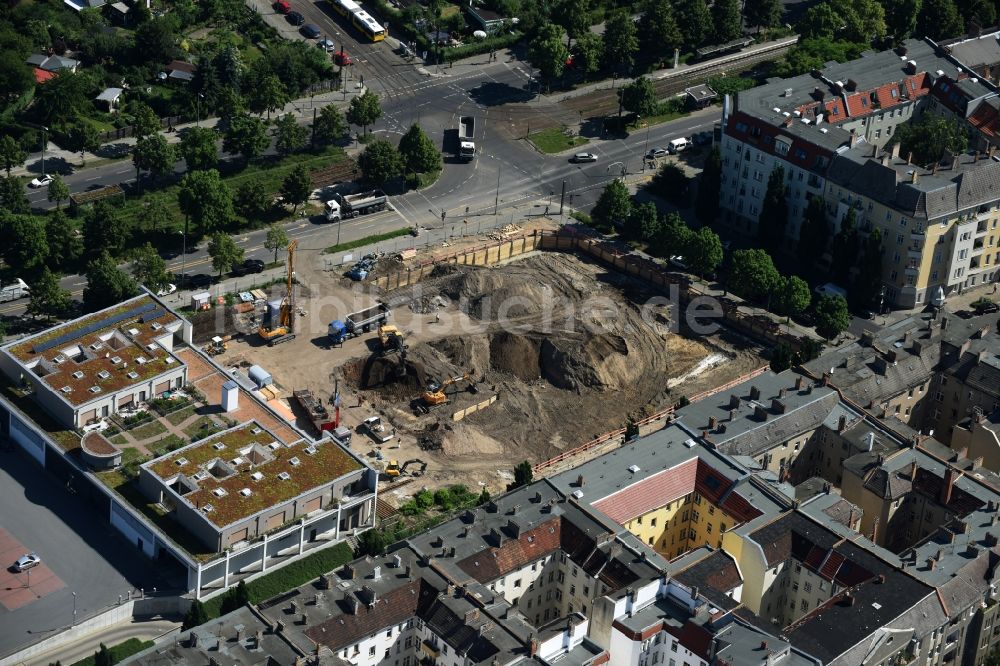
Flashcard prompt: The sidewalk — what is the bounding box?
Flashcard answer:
[11,84,368,178]
[14,617,179,666]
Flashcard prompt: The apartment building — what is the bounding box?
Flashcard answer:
[0,294,191,428]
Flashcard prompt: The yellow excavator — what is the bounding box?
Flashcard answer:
[258,240,299,346]
[378,324,405,353]
[420,372,477,408]
[204,335,230,356]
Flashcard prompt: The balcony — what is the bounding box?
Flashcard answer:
[421,642,440,658]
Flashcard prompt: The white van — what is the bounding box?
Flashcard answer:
[0,278,29,303]
[668,137,689,154]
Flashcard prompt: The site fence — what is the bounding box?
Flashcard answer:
[452,394,498,421]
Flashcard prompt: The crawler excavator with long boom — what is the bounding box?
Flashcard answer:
[258,240,299,346]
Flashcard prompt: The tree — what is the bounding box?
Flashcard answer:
[573,33,605,75]
[35,73,93,127]
[274,113,307,156]
[135,18,176,63]
[313,105,348,147]
[64,123,101,167]
[728,248,781,301]
[178,170,235,237]
[695,146,722,224]
[235,181,271,220]
[208,233,244,277]
[638,0,683,60]
[0,136,27,176]
[770,343,795,372]
[248,74,288,119]
[712,0,743,43]
[131,243,171,293]
[132,134,176,190]
[650,163,691,207]
[554,0,591,46]
[0,177,29,215]
[960,0,997,28]
[182,600,209,630]
[358,139,403,187]
[47,210,82,266]
[624,202,660,241]
[743,0,782,33]
[47,174,69,209]
[130,102,161,139]
[651,212,692,257]
[852,228,884,309]
[179,127,218,172]
[775,275,812,316]
[280,166,313,214]
[592,179,633,229]
[798,4,844,39]
[798,196,830,274]
[83,201,128,259]
[883,0,921,41]
[830,208,860,285]
[265,224,289,263]
[346,90,383,137]
[620,77,658,118]
[7,216,49,273]
[398,124,442,175]
[355,528,387,558]
[814,295,850,340]
[84,252,138,312]
[26,268,70,320]
[219,581,250,615]
[684,226,724,277]
[528,23,570,86]
[602,9,639,73]
[892,112,968,165]
[674,0,712,48]
[918,0,962,39]
[825,0,886,42]
[757,166,788,253]
[94,643,112,666]
[771,37,868,78]
[508,460,533,490]
[223,113,270,163]
[139,196,175,234]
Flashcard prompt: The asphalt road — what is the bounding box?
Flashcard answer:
[0,448,179,660]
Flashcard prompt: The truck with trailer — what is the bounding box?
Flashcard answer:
[0,278,30,303]
[292,389,335,435]
[325,189,389,221]
[458,116,476,161]
[328,303,391,344]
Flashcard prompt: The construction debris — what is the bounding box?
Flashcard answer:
[486,223,521,241]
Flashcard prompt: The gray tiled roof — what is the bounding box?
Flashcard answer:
[949,32,1000,69]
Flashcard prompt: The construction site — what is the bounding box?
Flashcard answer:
[210,220,765,499]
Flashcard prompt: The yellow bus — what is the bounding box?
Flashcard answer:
[352,9,385,41]
[331,0,357,18]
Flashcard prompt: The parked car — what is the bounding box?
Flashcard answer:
[300,23,321,38]
[646,147,668,159]
[317,38,336,52]
[231,259,265,277]
[693,131,713,146]
[333,50,353,66]
[570,152,598,163]
[668,137,689,154]
[272,0,291,13]
[156,283,177,297]
[13,553,40,572]
[28,174,54,188]
[286,10,305,25]
[178,273,212,289]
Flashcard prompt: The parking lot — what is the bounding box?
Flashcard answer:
[0,447,179,660]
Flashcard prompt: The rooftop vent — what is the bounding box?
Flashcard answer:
[54,355,65,363]
[72,371,85,379]
[239,488,252,497]
[212,488,228,497]
[628,464,640,473]
[127,371,139,379]
[60,386,72,393]
[97,370,111,380]
[269,441,281,451]
[127,328,139,336]
[165,357,174,364]
[289,457,301,466]
[231,456,244,466]
[146,344,157,352]
[90,342,103,351]
[684,438,697,448]
[213,443,226,451]
[251,471,264,481]
[136,356,147,365]
[571,489,584,499]
[305,445,318,455]
[251,427,263,434]
[110,356,122,364]
[202,503,214,513]
[175,457,188,466]
[89,386,101,394]
[773,107,781,113]
[278,471,291,481]
[784,88,793,97]
[151,322,162,331]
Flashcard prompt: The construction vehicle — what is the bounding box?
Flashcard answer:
[378,324,405,353]
[420,372,477,409]
[258,241,299,346]
[293,389,336,435]
[458,116,476,161]
[360,415,393,443]
[325,190,389,222]
[384,458,426,480]
[204,335,230,356]
[384,459,401,477]
[347,303,390,334]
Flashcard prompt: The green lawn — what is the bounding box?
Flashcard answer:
[165,404,197,425]
[150,434,187,457]
[69,638,154,666]
[322,227,415,254]
[130,419,168,440]
[184,415,222,440]
[627,109,689,130]
[528,127,589,154]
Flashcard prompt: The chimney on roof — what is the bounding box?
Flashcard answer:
[577,474,586,487]
[987,533,999,547]
[347,594,360,615]
[760,641,769,651]
[254,630,263,649]
[906,60,917,74]
[750,385,761,400]
[189,633,199,648]
[754,405,769,421]
[942,317,949,330]
[275,620,285,633]
[778,387,787,398]
[372,566,381,581]
[933,160,940,175]
[911,169,918,183]
[976,150,982,162]
[953,155,960,170]
[729,394,740,409]
[941,467,957,505]
[844,592,856,606]
[822,373,831,387]
[771,398,786,414]
[729,408,738,421]
[838,414,848,433]
[891,142,902,159]
[709,416,717,429]
[910,461,919,481]
[873,143,880,158]
[876,574,886,584]
[927,557,937,570]
[795,376,805,390]
[404,564,412,578]
[907,151,914,164]
[850,130,859,148]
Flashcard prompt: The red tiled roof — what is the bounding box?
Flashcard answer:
[456,517,562,582]
[824,98,845,120]
[819,551,845,579]
[592,458,698,523]
[874,83,903,109]
[844,92,873,117]
[969,102,1000,138]
[33,67,56,83]
[803,545,826,570]
[904,73,931,98]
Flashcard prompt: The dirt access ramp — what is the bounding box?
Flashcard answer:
[337,252,764,467]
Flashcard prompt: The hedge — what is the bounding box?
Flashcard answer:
[203,541,353,618]
[68,638,154,666]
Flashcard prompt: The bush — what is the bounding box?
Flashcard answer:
[444,32,523,63]
[68,638,154,666]
[415,489,434,508]
[570,211,592,225]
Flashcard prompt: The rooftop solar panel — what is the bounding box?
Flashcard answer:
[32,301,157,354]
[140,308,167,323]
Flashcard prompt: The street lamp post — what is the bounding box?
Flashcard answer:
[72,591,77,626]
[196,93,204,127]
[642,120,651,172]
[41,126,48,176]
